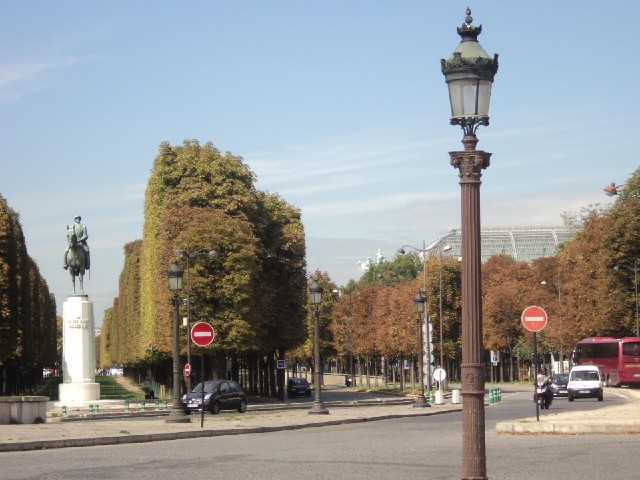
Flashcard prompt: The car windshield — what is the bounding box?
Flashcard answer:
[191,381,222,393]
[571,371,599,381]
[553,374,568,382]
[291,378,308,385]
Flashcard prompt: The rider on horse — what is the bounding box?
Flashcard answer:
[63,215,90,270]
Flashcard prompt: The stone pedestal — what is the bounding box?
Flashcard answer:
[59,295,100,403]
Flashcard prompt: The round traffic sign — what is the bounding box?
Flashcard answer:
[433,368,447,382]
[191,322,215,347]
[184,363,191,377]
[521,305,548,332]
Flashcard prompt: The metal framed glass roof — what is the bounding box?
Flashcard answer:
[425,226,575,263]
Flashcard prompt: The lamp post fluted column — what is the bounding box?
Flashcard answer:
[413,290,429,408]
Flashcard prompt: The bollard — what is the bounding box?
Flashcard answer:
[489,388,495,405]
[140,401,145,412]
[95,404,100,413]
[89,404,94,414]
[451,388,461,404]
[155,400,159,411]
[429,389,434,404]
[163,400,169,410]
[124,400,129,413]
[62,405,67,416]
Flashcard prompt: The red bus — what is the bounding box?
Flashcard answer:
[574,337,640,386]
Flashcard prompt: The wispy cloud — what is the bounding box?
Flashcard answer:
[0,56,82,102]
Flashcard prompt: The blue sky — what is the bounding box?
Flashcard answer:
[1,2,637,326]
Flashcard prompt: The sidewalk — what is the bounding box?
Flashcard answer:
[0,399,461,452]
[495,387,640,434]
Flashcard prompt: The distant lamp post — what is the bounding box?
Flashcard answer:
[441,8,498,479]
[166,262,190,423]
[615,260,640,337]
[309,281,329,415]
[604,182,623,196]
[413,290,430,408]
[398,240,432,391]
[438,244,452,371]
[175,248,217,390]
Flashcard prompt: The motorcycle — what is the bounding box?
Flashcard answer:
[535,381,553,409]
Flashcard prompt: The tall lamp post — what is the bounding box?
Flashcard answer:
[166,262,190,423]
[438,244,452,371]
[398,241,432,391]
[175,247,217,390]
[413,290,429,408]
[309,281,329,415]
[441,8,498,479]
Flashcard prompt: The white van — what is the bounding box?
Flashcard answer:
[567,365,603,402]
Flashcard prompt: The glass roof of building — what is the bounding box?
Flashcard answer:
[425,226,576,263]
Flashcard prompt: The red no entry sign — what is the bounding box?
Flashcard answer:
[191,322,215,347]
[521,305,548,332]
[184,363,191,377]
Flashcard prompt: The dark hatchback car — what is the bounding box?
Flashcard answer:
[287,377,312,398]
[550,373,569,397]
[181,380,247,414]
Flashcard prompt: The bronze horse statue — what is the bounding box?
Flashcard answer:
[66,230,86,294]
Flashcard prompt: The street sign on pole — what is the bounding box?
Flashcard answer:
[191,322,215,347]
[433,368,447,382]
[184,363,191,377]
[521,305,548,332]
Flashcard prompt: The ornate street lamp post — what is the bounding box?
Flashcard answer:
[309,281,329,415]
[441,8,498,479]
[413,290,429,408]
[166,262,190,423]
[175,248,217,390]
[397,241,432,392]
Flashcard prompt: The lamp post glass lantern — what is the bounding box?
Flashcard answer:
[413,290,429,408]
[441,8,498,479]
[309,281,329,415]
[166,262,190,423]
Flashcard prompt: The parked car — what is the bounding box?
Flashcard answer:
[181,380,247,414]
[287,377,312,398]
[550,373,569,397]
[567,365,604,402]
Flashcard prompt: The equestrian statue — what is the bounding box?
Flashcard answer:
[63,215,90,294]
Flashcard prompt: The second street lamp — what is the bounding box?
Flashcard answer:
[175,247,217,391]
[166,262,190,423]
[441,8,498,479]
[309,281,329,415]
[413,290,429,408]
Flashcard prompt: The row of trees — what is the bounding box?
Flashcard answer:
[322,167,640,384]
[0,194,58,395]
[99,140,308,398]
[100,143,639,397]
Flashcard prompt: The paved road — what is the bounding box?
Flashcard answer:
[2,388,638,479]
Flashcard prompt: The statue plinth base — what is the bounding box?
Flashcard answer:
[59,295,100,404]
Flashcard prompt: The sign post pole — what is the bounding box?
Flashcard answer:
[190,322,215,428]
[521,305,548,422]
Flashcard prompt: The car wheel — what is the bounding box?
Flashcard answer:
[238,400,247,413]
[598,393,604,401]
[568,394,574,402]
[210,401,221,414]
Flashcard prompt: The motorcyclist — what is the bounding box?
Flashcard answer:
[536,367,553,408]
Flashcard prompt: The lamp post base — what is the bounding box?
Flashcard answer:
[165,402,191,423]
[308,401,330,415]
[414,394,431,408]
